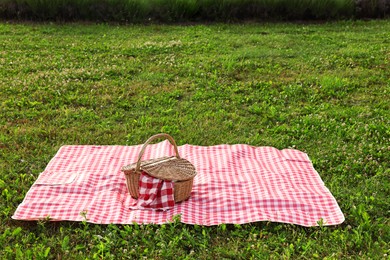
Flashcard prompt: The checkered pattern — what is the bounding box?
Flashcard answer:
[12,141,345,226]
[130,172,175,211]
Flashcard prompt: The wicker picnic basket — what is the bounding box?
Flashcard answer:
[121,133,197,203]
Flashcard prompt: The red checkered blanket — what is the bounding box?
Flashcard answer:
[12,141,344,226]
[130,172,175,211]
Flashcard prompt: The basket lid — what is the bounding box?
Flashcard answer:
[122,156,197,181]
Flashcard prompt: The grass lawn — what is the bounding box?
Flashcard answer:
[0,20,389,259]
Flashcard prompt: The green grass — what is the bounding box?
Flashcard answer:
[0,0,359,21]
[1,0,388,21]
[1,20,389,259]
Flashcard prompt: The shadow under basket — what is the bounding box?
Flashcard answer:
[121,133,197,203]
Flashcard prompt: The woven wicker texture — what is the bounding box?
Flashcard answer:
[122,133,197,202]
[122,156,196,181]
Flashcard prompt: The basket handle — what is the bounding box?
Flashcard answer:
[135,133,180,172]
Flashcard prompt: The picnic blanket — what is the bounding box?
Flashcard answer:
[12,141,345,226]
